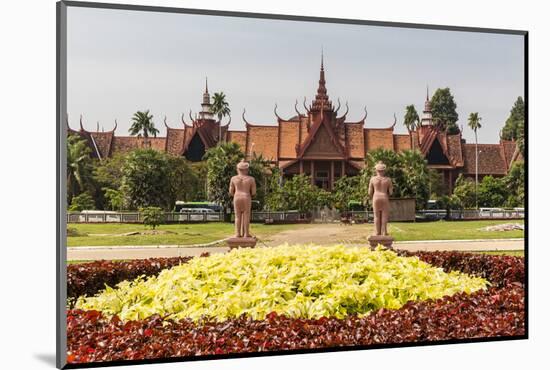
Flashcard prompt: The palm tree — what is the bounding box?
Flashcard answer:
[468,112,482,208]
[210,92,231,144]
[128,110,159,146]
[404,105,420,150]
[67,134,95,204]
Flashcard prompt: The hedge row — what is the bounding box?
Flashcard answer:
[66,283,524,364]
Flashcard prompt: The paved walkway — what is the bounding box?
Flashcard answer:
[67,238,524,261]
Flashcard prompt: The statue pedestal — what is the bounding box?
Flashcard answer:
[227,236,257,249]
[367,235,394,249]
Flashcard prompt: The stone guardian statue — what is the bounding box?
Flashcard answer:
[367,161,394,248]
[227,160,257,248]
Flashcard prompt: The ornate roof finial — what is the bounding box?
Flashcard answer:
[312,49,329,110]
[426,85,429,101]
[205,76,209,94]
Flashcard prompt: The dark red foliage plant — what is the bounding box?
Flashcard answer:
[67,253,209,303]
[66,251,525,364]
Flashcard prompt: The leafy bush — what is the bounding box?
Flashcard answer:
[68,192,95,212]
[74,245,488,322]
[139,206,163,229]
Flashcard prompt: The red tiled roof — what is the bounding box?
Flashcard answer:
[364,128,394,151]
[111,136,166,153]
[393,134,411,152]
[246,126,279,161]
[462,143,507,175]
[165,127,186,155]
[446,134,464,167]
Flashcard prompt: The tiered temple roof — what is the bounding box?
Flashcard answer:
[68,56,523,192]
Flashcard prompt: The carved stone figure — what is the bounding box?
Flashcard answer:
[227,160,257,248]
[367,161,394,248]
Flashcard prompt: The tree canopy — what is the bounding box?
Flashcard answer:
[204,142,245,212]
[430,88,460,134]
[403,104,420,132]
[67,134,96,205]
[361,149,431,209]
[121,149,171,210]
[128,110,159,139]
[501,97,525,141]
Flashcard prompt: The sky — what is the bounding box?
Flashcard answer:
[67,7,524,144]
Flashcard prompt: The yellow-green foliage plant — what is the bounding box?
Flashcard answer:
[76,245,488,322]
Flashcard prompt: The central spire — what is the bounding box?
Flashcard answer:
[316,50,327,99]
[312,51,331,111]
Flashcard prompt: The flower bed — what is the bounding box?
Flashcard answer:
[66,247,525,364]
[74,245,488,321]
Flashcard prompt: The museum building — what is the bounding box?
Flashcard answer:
[68,57,523,193]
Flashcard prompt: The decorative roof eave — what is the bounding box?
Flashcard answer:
[76,115,117,134]
[180,112,193,129]
[274,103,289,123]
[345,106,368,125]
[242,108,277,129]
[336,101,349,121]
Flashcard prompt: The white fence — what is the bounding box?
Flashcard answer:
[418,209,525,220]
[68,211,308,224]
[67,211,224,223]
[67,208,524,224]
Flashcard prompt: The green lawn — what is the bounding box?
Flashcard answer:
[67,223,310,247]
[388,220,524,241]
[67,220,523,247]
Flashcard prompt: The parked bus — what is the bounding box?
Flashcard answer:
[174,201,222,213]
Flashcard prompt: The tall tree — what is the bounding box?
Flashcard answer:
[204,142,244,216]
[210,92,231,143]
[332,176,361,211]
[430,88,460,134]
[403,105,420,131]
[361,149,431,209]
[166,155,201,207]
[516,120,525,156]
[67,134,95,204]
[503,161,525,207]
[478,176,507,208]
[121,149,171,210]
[248,153,271,209]
[452,174,477,209]
[403,105,420,150]
[399,150,431,209]
[501,97,525,141]
[467,112,482,208]
[279,174,320,214]
[128,110,159,145]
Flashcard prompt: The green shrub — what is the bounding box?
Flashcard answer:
[140,206,164,229]
[68,192,95,212]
